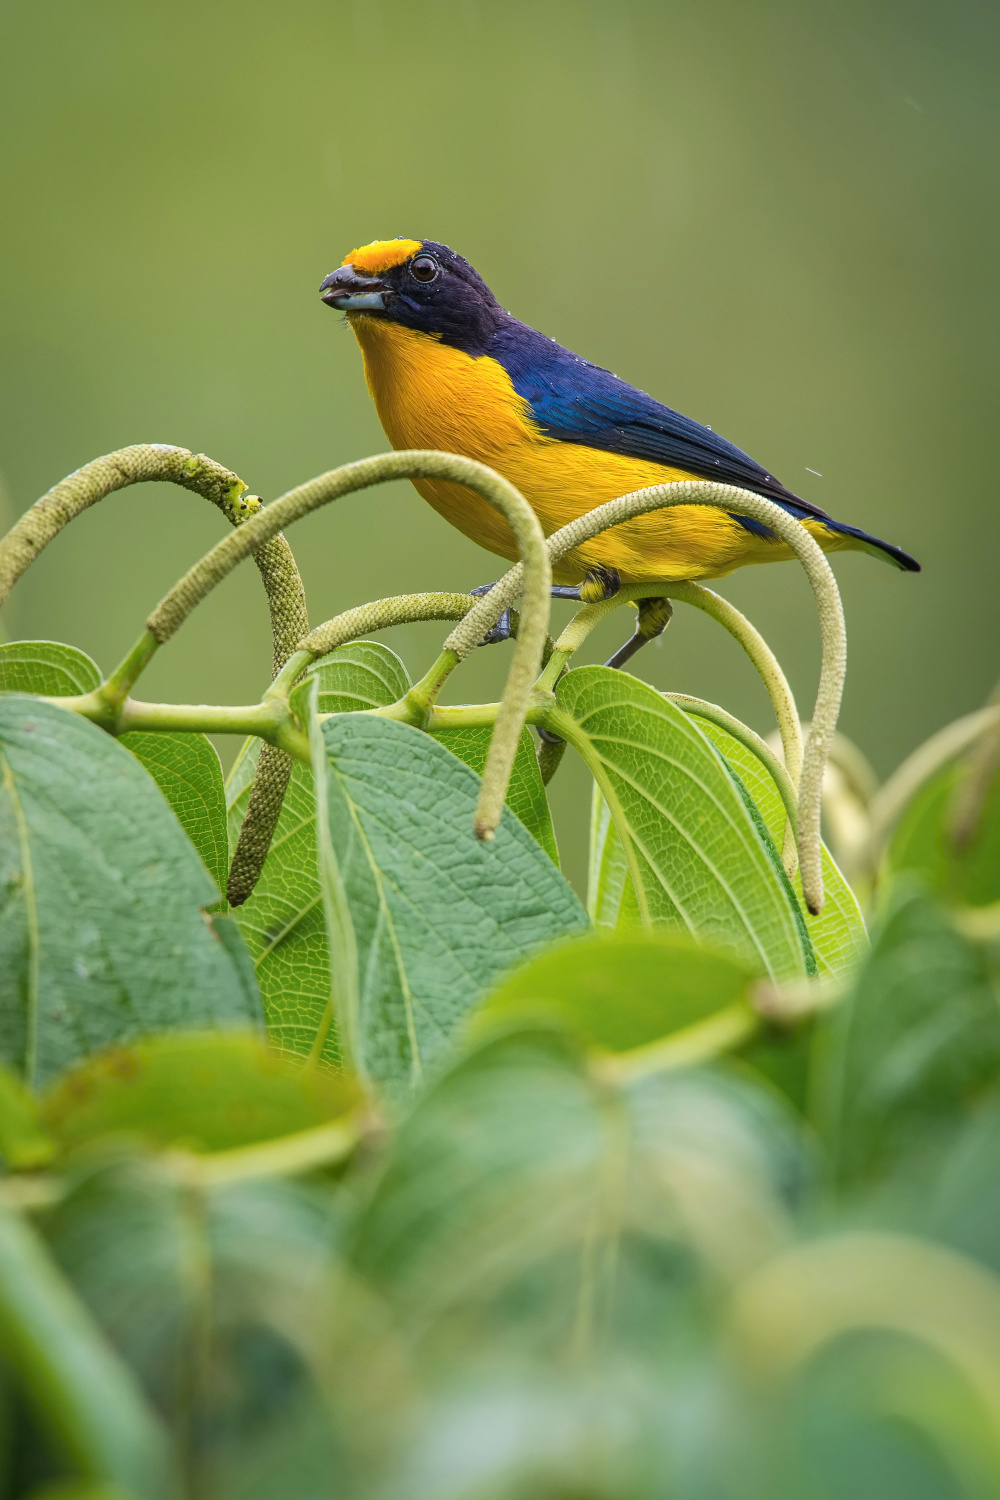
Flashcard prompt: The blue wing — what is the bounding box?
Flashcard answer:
[486,318,919,570]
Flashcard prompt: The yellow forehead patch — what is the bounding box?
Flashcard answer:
[343,239,423,275]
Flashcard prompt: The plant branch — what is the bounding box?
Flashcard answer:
[0,444,260,609]
[144,451,552,842]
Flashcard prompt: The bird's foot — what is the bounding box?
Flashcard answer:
[469,583,515,646]
[604,596,673,671]
[550,566,622,604]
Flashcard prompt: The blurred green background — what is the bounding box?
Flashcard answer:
[1,0,997,890]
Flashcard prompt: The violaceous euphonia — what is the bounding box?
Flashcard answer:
[320,238,918,639]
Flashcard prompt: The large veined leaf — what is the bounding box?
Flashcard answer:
[431,725,559,864]
[553,667,811,979]
[0,639,101,696]
[42,1150,345,1474]
[226,642,414,1066]
[0,697,261,1085]
[120,732,228,901]
[694,716,867,975]
[313,712,589,1092]
[230,642,565,1065]
[0,639,230,900]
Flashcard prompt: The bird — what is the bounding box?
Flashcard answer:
[320,238,918,667]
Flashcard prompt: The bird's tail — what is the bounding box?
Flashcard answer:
[774,500,921,572]
[815,516,921,572]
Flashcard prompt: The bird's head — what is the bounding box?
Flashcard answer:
[319,239,502,350]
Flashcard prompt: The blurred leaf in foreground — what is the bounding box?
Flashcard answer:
[471,929,755,1054]
[41,1032,359,1155]
[811,885,1000,1190]
[887,755,1000,908]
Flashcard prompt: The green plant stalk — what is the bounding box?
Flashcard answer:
[300,591,478,660]
[41,693,311,762]
[0,444,310,907]
[0,1201,173,1497]
[595,1003,759,1084]
[0,444,260,609]
[470,480,845,914]
[165,1115,364,1187]
[143,451,551,842]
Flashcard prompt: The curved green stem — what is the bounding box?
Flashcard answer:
[300,591,478,659]
[0,444,259,608]
[595,1003,759,1084]
[144,451,551,842]
[470,480,845,914]
[0,444,310,906]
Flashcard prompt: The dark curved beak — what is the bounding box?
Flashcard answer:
[319,264,387,311]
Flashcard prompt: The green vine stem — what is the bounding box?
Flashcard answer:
[299,591,478,659]
[0,444,258,609]
[144,451,551,843]
[0,443,310,908]
[227,533,310,905]
[535,578,802,873]
[467,480,846,914]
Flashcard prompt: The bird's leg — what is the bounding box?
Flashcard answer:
[469,582,513,645]
[472,567,621,647]
[604,596,673,671]
[549,566,621,604]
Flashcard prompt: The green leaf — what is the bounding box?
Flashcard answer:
[352,1028,804,1327]
[0,640,101,697]
[119,732,228,900]
[811,885,1000,1189]
[887,757,1000,908]
[305,637,412,713]
[0,697,262,1085]
[555,667,810,979]
[226,642,413,1067]
[314,713,589,1092]
[431,725,559,864]
[471,929,755,1053]
[41,1032,359,1154]
[693,715,868,976]
[0,1198,171,1497]
[42,1151,342,1474]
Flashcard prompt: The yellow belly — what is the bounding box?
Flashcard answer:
[348,315,843,585]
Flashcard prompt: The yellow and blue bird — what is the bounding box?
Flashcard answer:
[320,237,918,661]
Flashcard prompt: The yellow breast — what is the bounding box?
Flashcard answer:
[347,316,841,584]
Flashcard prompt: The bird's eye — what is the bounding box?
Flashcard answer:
[410,255,439,283]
